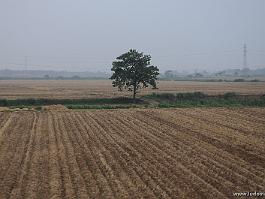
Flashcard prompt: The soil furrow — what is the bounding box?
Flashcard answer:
[1,108,264,199]
[141,110,265,169]
[36,112,50,198]
[56,112,90,199]
[176,108,265,140]
[22,112,43,199]
[114,110,263,192]
[139,110,265,180]
[90,111,226,199]
[9,112,38,199]
[66,111,132,198]
[51,112,77,199]
[0,112,34,199]
[78,112,163,199]
[0,112,11,142]
[131,110,265,184]
[47,112,63,199]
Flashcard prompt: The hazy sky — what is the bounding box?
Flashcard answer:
[0,0,265,72]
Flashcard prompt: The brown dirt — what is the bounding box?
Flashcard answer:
[0,80,264,99]
[43,105,69,111]
[0,108,264,198]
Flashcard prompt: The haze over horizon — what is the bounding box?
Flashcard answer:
[0,0,265,72]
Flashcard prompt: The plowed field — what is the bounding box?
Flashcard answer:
[0,108,265,199]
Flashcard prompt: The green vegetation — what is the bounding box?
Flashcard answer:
[0,97,142,107]
[144,92,265,108]
[0,92,264,109]
[146,92,208,101]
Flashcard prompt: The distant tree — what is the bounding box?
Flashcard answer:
[71,75,81,79]
[241,67,250,76]
[164,70,174,79]
[194,73,204,78]
[56,76,64,80]
[110,49,159,102]
[43,74,50,79]
[215,70,226,76]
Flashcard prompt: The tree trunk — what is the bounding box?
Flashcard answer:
[133,70,137,103]
[133,83,136,103]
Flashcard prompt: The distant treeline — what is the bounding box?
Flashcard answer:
[0,76,108,80]
[1,68,265,81]
[0,69,109,79]
[160,78,262,82]
[162,67,265,81]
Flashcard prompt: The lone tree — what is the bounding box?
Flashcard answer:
[110,49,159,102]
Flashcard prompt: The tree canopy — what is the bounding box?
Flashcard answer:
[110,49,159,101]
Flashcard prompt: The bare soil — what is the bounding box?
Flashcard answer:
[0,108,264,198]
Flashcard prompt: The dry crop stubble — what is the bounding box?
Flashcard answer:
[0,80,265,99]
[0,108,264,198]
